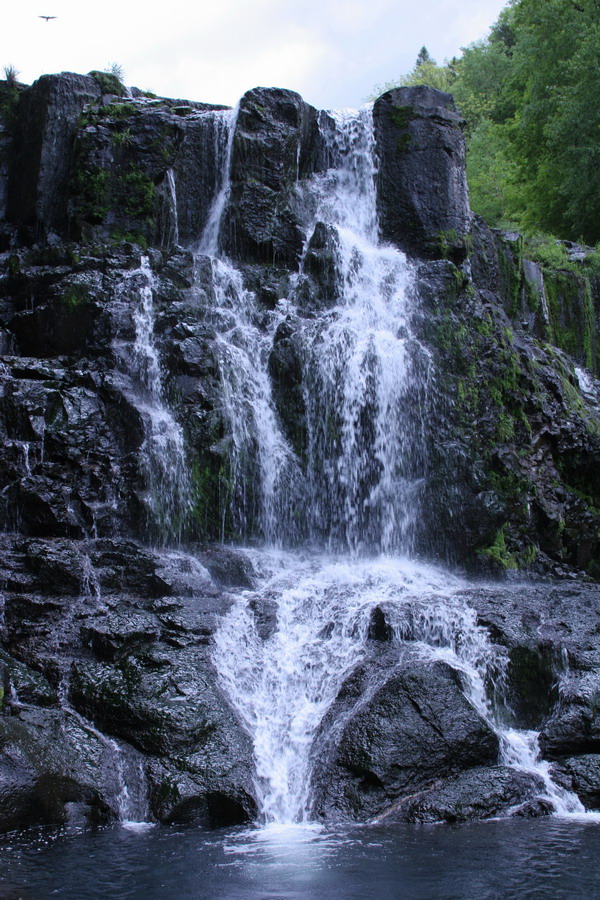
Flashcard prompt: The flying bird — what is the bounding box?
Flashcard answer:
[39,15,57,21]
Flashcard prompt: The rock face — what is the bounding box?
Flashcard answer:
[7,74,102,239]
[310,649,499,821]
[221,87,322,266]
[373,86,471,261]
[0,535,258,830]
[0,73,599,831]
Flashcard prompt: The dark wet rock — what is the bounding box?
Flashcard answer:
[248,596,278,640]
[0,649,58,708]
[539,676,600,758]
[0,537,258,826]
[294,222,341,311]
[511,797,556,818]
[195,545,256,588]
[463,582,600,731]
[367,606,393,642]
[415,247,600,577]
[269,317,307,461]
[221,87,321,266]
[310,649,499,822]
[0,707,120,832]
[561,754,600,809]
[7,73,102,240]
[373,86,470,261]
[378,766,548,824]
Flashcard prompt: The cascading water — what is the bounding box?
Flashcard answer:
[295,108,432,554]
[118,256,192,541]
[195,108,303,543]
[203,105,587,825]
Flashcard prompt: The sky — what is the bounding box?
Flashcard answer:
[1,0,508,110]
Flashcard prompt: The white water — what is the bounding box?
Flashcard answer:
[295,108,432,553]
[200,105,588,825]
[166,169,179,247]
[120,256,192,540]
[213,552,489,822]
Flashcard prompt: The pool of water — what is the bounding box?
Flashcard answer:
[2,817,599,899]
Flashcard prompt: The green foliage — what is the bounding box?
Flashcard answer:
[108,102,137,120]
[121,167,155,220]
[74,168,110,223]
[110,229,148,250]
[112,127,133,146]
[0,69,21,127]
[371,47,458,98]
[524,235,571,270]
[3,64,19,85]
[465,119,520,226]
[107,62,125,82]
[373,0,600,243]
[88,69,126,97]
[478,526,519,569]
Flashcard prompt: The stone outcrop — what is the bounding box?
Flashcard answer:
[373,86,471,261]
[0,536,258,830]
[310,649,499,821]
[7,73,103,239]
[0,74,599,832]
[221,87,323,266]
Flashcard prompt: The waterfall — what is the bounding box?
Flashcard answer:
[166,169,179,247]
[195,107,430,551]
[119,256,192,542]
[295,108,432,554]
[195,106,304,544]
[204,105,586,825]
[213,554,490,823]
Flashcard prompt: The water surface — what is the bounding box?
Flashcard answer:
[2,818,599,899]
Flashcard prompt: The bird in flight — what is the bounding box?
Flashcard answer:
[39,15,57,21]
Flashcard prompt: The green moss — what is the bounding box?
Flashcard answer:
[73,168,110,224]
[62,283,90,310]
[496,412,515,442]
[496,235,524,318]
[88,70,126,97]
[107,101,138,120]
[121,167,156,220]
[436,228,472,260]
[541,269,596,373]
[390,105,413,153]
[7,254,20,275]
[478,526,518,569]
[110,229,148,250]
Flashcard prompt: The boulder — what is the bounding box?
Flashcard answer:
[373,86,471,261]
[561,754,600,809]
[310,650,499,821]
[379,766,549,824]
[221,87,321,265]
[0,707,120,832]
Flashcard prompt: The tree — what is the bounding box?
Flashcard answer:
[372,0,600,242]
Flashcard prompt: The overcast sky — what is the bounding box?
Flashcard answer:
[2,0,508,110]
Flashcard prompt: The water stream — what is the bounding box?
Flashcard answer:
[199,107,588,825]
[115,256,192,542]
